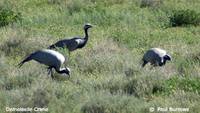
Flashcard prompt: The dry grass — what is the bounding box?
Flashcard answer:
[0,0,200,113]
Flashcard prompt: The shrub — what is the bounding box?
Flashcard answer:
[140,0,163,8]
[165,76,200,94]
[99,74,168,97]
[90,0,125,6]
[187,52,200,65]
[66,0,86,15]
[47,0,62,5]
[0,38,23,56]
[123,79,138,96]
[0,8,21,27]
[33,88,49,107]
[176,55,199,76]
[169,9,200,27]
[124,68,141,77]
[81,101,105,113]
[1,75,33,90]
[0,37,45,57]
[123,77,167,97]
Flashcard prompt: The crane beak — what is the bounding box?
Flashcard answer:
[66,67,71,77]
[67,71,70,77]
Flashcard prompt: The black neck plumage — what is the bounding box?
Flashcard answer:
[84,28,89,40]
[159,60,166,66]
[77,28,89,48]
[55,68,68,74]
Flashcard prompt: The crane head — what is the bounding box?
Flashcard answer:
[59,67,71,76]
[164,54,171,61]
[84,23,92,29]
[65,67,71,76]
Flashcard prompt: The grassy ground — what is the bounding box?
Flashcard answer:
[0,0,200,113]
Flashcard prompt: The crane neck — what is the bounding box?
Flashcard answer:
[84,28,89,40]
[55,68,69,75]
[159,60,166,66]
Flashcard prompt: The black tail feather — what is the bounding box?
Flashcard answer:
[48,44,56,49]
[141,60,148,67]
[18,62,23,68]
[18,54,34,68]
[18,59,28,68]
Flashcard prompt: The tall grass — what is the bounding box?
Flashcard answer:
[0,0,200,113]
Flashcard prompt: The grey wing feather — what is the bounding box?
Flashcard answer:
[64,39,79,51]
[18,51,39,68]
[48,39,69,49]
[48,38,79,51]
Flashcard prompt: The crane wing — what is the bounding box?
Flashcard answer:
[49,38,80,51]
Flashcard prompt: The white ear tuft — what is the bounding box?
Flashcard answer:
[75,39,82,44]
[66,67,71,72]
[161,57,164,63]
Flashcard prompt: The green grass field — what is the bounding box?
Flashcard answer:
[0,0,200,113]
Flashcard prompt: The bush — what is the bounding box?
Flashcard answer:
[1,75,33,90]
[187,52,200,65]
[66,0,86,15]
[123,77,167,97]
[81,101,105,113]
[169,9,200,27]
[33,88,49,107]
[0,8,21,27]
[0,37,45,57]
[140,0,163,8]
[165,76,200,94]
[47,0,62,5]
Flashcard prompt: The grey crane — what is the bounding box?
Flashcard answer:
[48,23,93,53]
[142,48,171,67]
[18,49,70,79]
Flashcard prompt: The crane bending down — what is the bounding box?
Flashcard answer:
[48,23,93,53]
[142,48,171,67]
[18,49,70,79]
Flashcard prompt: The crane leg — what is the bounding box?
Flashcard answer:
[47,67,54,79]
[142,60,148,67]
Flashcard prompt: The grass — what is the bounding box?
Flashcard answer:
[0,7,21,27]
[169,9,200,27]
[0,0,200,113]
